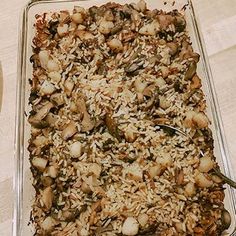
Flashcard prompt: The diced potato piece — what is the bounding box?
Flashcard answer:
[32,157,48,172]
[195,173,213,188]
[42,186,53,210]
[69,141,82,158]
[122,217,139,236]
[198,155,214,172]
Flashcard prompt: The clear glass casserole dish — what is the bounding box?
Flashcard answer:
[14,0,236,235]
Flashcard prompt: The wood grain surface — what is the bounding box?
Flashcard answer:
[0,0,236,235]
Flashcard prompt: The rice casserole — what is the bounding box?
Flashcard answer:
[28,1,230,235]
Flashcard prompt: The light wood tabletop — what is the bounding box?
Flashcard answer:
[0,0,236,235]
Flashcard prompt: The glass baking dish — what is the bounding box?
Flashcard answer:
[14,0,236,235]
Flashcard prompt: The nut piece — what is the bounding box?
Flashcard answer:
[32,157,48,172]
[98,19,114,35]
[198,155,214,172]
[122,217,139,236]
[42,186,54,210]
[69,141,82,158]
[62,121,77,140]
[138,213,148,227]
[107,38,123,53]
[195,173,213,188]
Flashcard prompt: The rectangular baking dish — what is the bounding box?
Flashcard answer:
[14,0,236,235]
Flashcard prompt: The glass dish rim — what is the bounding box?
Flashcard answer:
[13,0,236,235]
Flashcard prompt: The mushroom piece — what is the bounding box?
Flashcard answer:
[221,209,231,230]
[122,217,139,236]
[41,186,54,210]
[50,93,65,106]
[149,164,163,178]
[61,121,77,140]
[166,42,178,56]
[28,102,54,128]
[41,216,56,232]
[76,96,95,132]
[47,59,60,72]
[185,61,197,80]
[105,113,122,141]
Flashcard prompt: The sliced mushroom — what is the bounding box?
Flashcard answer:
[166,42,178,56]
[41,216,56,232]
[28,102,54,128]
[221,209,231,230]
[105,113,122,141]
[61,121,77,140]
[77,97,95,132]
[185,61,197,80]
[50,93,65,106]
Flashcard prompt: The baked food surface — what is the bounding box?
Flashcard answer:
[28,1,228,235]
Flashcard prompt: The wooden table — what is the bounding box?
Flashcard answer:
[0,0,236,235]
